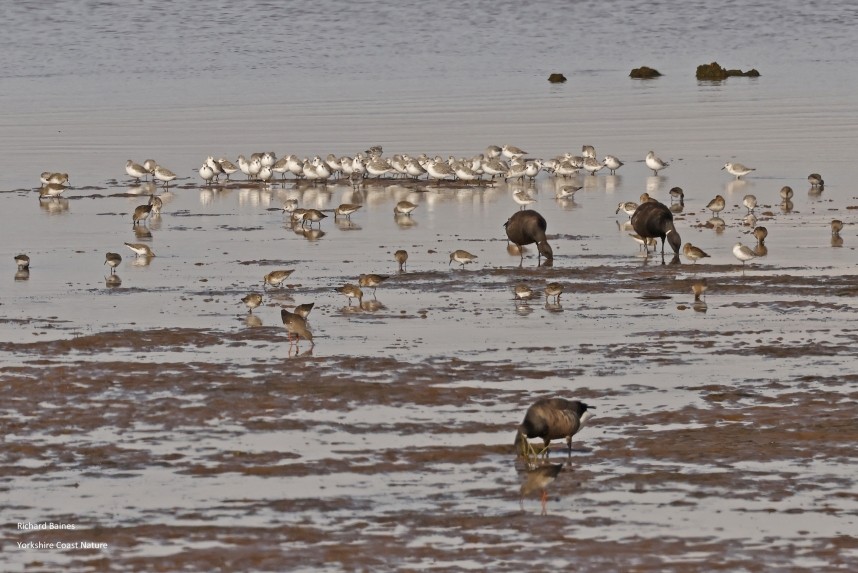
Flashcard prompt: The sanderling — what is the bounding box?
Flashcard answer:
[732,243,757,266]
[645,151,668,175]
[603,155,623,174]
[722,162,755,179]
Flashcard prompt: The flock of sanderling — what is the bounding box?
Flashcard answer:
[23,143,840,354]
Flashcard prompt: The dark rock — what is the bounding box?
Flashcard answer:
[630,66,662,79]
[548,73,567,83]
[696,61,761,80]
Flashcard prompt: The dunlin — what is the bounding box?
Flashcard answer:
[692,280,708,301]
[831,220,843,236]
[639,192,655,203]
[241,292,263,314]
[264,269,295,289]
[630,201,681,255]
[336,284,364,306]
[742,194,757,213]
[504,210,553,264]
[394,201,418,216]
[335,203,362,219]
[544,282,563,303]
[669,187,685,202]
[302,209,327,228]
[808,173,824,187]
[706,194,726,215]
[394,249,408,271]
[515,398,592,457]
[358,274,389,299]
[124,242,155,257]
[603,155,623,174]
[753,226,768,244]
[293,302,315,319]
[15,254,30,270]
[154,165,177,186]
[280,307,314,346]
[683,243,710,264]
[722,162,755,179]
[732,243,757,266]
[104,252,122,273]
[513,283,533,302]
[645,151,668,175]
[581,145,596,159]
[132,203,153,226]
[615,201,638,219]
[520,462,563,515]
[779,186,794,201]
[449,249,478,269]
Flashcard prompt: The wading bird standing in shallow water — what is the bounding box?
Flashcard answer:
[281,307,314,347]
[394,249,408,271]
[449,249,478,269]
[515,398,592,457]
[630,201,681,256]
[504,210,553,266]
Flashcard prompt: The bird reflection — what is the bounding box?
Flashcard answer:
[725,179,749,196]
[301,228,326,241]
[394,213,418,229]
[132,256,154,267]
[707,217,726,232]
[752,244,768,257]
[669,201,684,214]
[780,200,794,213]
[133,226,153,240]
[692,300,708,313]
[544,301,563,313]
[831,235,844,248]
[519,461,563,515]
[360,299,386,312]
[105,274,122,288]
[39,197,69,214]
[245,314,263,328]
[335,219,361,231]
[15,269,30,281]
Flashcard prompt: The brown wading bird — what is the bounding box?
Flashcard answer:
[520,463,563,515]
[630,201,681,256]
[503,210,553,266]
[281,307,314,347]
[515,398,592,457]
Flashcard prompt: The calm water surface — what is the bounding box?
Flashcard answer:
[2,1,857,571]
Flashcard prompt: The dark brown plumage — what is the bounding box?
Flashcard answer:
[630,201,681,255]
[503,210,553,264]
[281,308,314,346]
[515,398,592,457]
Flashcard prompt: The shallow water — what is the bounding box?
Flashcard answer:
[2,0,858,571]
